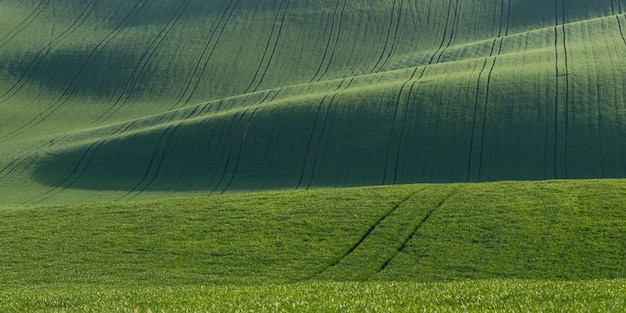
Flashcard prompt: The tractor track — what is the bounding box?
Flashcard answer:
[122,124,178,200]
[218,89,282,194]
[375,187,458,275]
[0,0,98,105]
[435,0,459,64]
[382,0,458,185]
[295,78,353,190]
[370,0,403,74]
[377,0,405,72]
[174,0,240,109]
[0,0,148,143]
[475,0,511,182]
[309,0,343,83]
[317,0,348,81]
[128,90,281,198]
[0,140,54,179]
[562,0,570,179]
[94,0,193,123]
[244,0,291,94]
[467,0,506,182]
[467,55,492,182]
[0,0,51,50]
[304,90,341,190]
[220,108,259,194]
[210,110,249,195]
[551,0,570,179]
[322,187,427,271]
[391,79,419,184]
[26,121,138,206]
[616,1,626,45]
[295,95,329,190]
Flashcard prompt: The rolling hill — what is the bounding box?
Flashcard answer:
[2,1,626,310]
[1,0,626,206]
[1,180,625,310]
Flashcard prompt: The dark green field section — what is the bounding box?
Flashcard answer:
[1,0,626,205]
[1,180,625,285]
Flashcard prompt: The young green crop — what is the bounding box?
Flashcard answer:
[2,280,625,312]
[1,0,626,205]
[1,180,625,287]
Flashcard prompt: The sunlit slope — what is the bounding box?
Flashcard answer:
[1,181,625,285]
[1,0,626,205]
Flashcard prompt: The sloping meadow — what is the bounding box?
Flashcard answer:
[1,0,626,203]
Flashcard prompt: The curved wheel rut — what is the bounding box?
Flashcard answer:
[314,185,460,281]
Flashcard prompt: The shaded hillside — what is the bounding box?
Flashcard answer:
[1,0,626,205]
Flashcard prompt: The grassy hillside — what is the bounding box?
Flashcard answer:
[1,0,626,206]
[2,2,625,310]
[1,180,625,310]
[2,180,625,286]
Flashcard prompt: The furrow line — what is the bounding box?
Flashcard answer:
[426,0,454,66]
[505,0,511,36]
[391,79,418,184]
[466,54,493,182]
[295,95,327,190]
[595,62,606,178]
[369,0,398,74]
[250,0,292,93]
[130,125,182,198]
[0,148,47,179]
[175,0,240,108]
[25,121,138,205]
[0,0,51,50]
[0,0,98,104]
[297,77,354,189]
[316,0,348,82]
[477,57,498,182]
[309,0,343,83]
[221,108,259,194]
[324,187,427,271]
[212,87,281,194]
[134,83,269,197]
[1,0,148,143]
[381,86,405,185]
[305,93,337,190]
[477,0,510,181]
[28,141,102,205]
[612,0,616,15]
[255,91,280,160]
[371,0,404,73]
[210,111,249,195]
[0,135,70,179]
[121,125,177,199]
[375,186,459,275]
[383,0,457,184]
[244,0,288,94]
[377,0,405,72]
[562,0,570,178]
[552,0,560,179]
[0,157,22,178]
[434,0,460,64]
[94,0,193,123]
[617,3,626,45]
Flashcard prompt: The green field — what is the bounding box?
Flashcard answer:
[2,0,626,311]
[2,180,626,310]
[2,0,626,205]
